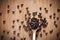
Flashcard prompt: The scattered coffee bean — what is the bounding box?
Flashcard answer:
[1,35,4,40]
[43,30,45,33]
[17,19,19,22]
[13,20,15,24]
[21,4,23,7]
[40,34,42,37]
[57,17,59,20]
[7,5,10,9]
[19,25,21,30]
[49,29,53,34]
[0,12,2,16]
[17,33,20,37]
[32,12,37,16]
[10,37,13,40]
[7,31,9,35]
[49,15,52,19]
[26,7,28,10]
[12,25,14,29]
[57,9,60,12]
[7,10,10,13]
[12,11,15,14]
[13,31,16,35]
[13,37,16,40]
[49,4,52,7]
[45,32,48,36]
[39,7,42,11]
[56,33,59,37]
[3,30,5,34]
[3,20,6,24]
[19,10,22,13]
[17,5,19,9]
[21,21,24,24]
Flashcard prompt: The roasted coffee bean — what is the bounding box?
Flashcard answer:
[29,17,39,29]
[17,19,19,22]
[13,31,16,35]
[20,38,23,40]
[7,31,9,35]
[17,33,20,37]
[12,11,15,14]
[54,24,58,28]
[39,7,42,11]
[45,32,48,36]
[13,37,16,40]
[19,10,22,13]
[45,10,48,13]
[49,4,52,7]
[21,4,23,7]
[10,37,13,40]
[0,12,2,16]
[53,16,55,19]
[53,13,56,16]
[3,20,6,24]
[24,37,26,40]
[57,9,60,12]
[40,34,42,37]
[7,10,10,13]
[12,25,14,29]
[17,5,19,9]
[36,28,41,33]
[26,7,28,10]
[38,15,42,18]
[49,15,52,19]
[44,8,46,10]
[57,17,59,20]
[7,5,10,9]
[43,30,45,33]
[49,29,53,34]
[21,21,24,24]
[13,20,15,24]
[56,33,59,37]
[54,21,56,24]
[3,30,6,34]
[32,12,37,16]
[1,35,4,40]
[19,25,21,30]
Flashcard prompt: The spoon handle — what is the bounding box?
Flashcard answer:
[33,31,36,40]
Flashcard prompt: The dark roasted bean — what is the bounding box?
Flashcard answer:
[49,4,52,7]
[13,20,15,24]
[39,7,42,11]
[3,30,5,34]
[7,10,10,13]
[45,32,48,36]
[57,9,60,12]
[49,15,52,19]
[7,5,10,9]
[12,11,15,14]
[32,12,37,16]
[13,31,16,35]
[49,29,53,34]
[13,37,16,40]
[19,10,22,13]
[0,12,2,16]
[17,19,19,22]
[17,5,19,9]
[21,4,23,7]
[12,25,14,29]
[3,20,6,24]
[40,34,42,37]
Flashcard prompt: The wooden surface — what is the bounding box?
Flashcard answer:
[0,0,60,40]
